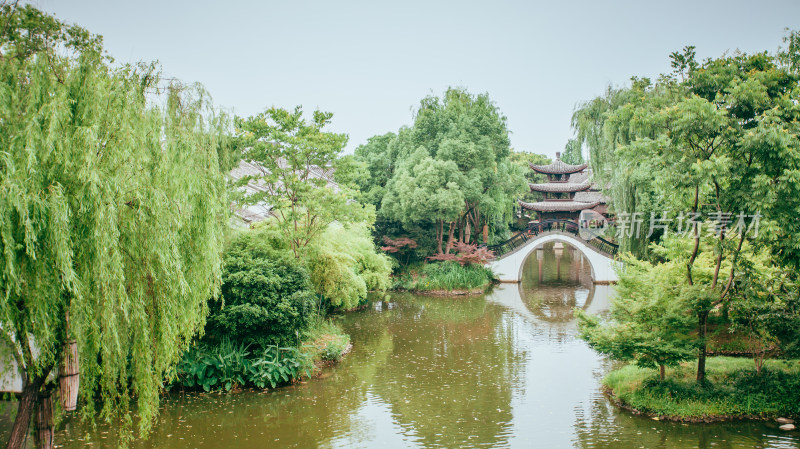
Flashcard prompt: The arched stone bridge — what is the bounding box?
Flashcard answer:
[487,220,619,284]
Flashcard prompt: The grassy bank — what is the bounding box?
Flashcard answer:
[393,261,494,294]
[604,357,800,421]
[174,320,350,392]
[302,319,352,364]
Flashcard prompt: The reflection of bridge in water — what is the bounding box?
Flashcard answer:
[488,220,619,284]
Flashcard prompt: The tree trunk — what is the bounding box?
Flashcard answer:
[482,223,489,244]
[696,311,709,382]
[35,392,54,449]
[436,220,444,254]
[445,221,455,254]
[659,364,666,381]
[6,376,45,449]
[464,220,471,245]
[754,350,765,376]
[470,209,481,241]
[686,185,700,285]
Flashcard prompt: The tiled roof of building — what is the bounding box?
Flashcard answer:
[529,159,588,175]
[573,190,607,203]
[518,199,601,212]
[568,171,589,183]
[529,181,592,193]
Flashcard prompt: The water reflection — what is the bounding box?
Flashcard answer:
[370,295,524,448]
[17,242,799,448]
[520,243,594,324]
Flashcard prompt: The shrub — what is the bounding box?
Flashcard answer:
[306,223,393,309]
[381,236,418,268]
[247,344,314,389]
[427,242,495,265]
[176,339,251,392]
[208,232,317,346]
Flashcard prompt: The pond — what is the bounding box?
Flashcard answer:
[15,242,800,448]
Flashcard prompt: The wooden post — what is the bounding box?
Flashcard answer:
[58,340,79,411]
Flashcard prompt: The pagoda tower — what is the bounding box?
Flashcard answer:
[519,152,605,222]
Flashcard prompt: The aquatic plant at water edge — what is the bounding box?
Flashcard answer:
[175,340,314,391]
[413,261,494,291]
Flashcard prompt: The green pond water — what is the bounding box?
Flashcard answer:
[9,242,800,448]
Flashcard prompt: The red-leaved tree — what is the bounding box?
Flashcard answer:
[428,242,494,266]
[381,236,418,268]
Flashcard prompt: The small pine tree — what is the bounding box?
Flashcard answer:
[576,254,695,380]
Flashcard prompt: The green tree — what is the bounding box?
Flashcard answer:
[729,253,800,373]
[352,131,400,207]
[382,148,465,254]
[0,6,230,447]
[373,88,526,254]
[234,107,373,259]
[412,88,525,247]
[507,149,550,206]
[573,37,800,381]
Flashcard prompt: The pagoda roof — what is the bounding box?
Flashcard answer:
[529,160,588,175]
[529,181,592,193]
[518,199,601,212]
[574,190,607,203]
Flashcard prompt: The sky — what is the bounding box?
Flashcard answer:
[32,0,800,158]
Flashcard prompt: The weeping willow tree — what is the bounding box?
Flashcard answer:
[571,77,686,257]
[559,138,584,165]
[0,5,231,448]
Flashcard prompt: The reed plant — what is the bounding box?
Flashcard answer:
[414,261,494,292]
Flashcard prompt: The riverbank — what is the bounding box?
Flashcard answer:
[603,357,800,422]
[303,319,352,367]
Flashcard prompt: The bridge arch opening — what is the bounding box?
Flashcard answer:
[488,231,619,284]
[516,235,602,283]
[519,239,596,286]
[517,242,596,323]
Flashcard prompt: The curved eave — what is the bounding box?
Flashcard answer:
[528,161,588,175]
[529,181,592,193]
[518,200,601,212]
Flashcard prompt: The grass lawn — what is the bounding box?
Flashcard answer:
[604,357,800,421]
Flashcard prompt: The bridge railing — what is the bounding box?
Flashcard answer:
[587,235,619,256]
[488,219,618,259]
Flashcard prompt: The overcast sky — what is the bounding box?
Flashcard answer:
[32,0,800,158]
